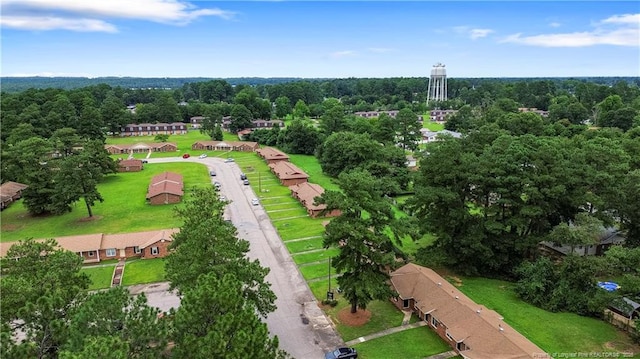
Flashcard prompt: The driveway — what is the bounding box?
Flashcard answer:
[142,156,344,358]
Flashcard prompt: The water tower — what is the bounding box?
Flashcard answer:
[427,63,447,105]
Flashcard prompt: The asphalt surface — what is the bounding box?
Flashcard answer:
[136,155,344,359]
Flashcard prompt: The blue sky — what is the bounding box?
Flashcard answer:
[1,1,639,78]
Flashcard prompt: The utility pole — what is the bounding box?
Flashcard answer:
[327,257,333,301]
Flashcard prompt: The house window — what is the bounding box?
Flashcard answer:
[87,251,95,257]
[155,126,159,130]
[446,331,454,341]
[402,299,409,308]
[134,246,141,254]
[151,246,159,255]
[106,248,116,257]
[431,316,438,328]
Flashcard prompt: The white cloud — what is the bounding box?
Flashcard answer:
[549,22,561,28]
[0,16,118,32]
[453,25,494,39]
[502,13,640,47]
[0,0,235,32]
[601,13,640,25]
[330,50,356,58]
[469,28,493,39]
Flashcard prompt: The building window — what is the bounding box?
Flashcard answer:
[402,299,409,308]
[446,331,454,341]
[151,246,159,255]
[106,248,116,257]
[88,251,95,257]
[431,316,438,328]
[134,246,141,254]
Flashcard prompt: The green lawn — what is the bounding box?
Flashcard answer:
[1,162,210,242]
[455,276,640,357]
[353,326,451,359]
[284,238,325,254]
[324,299,406,341]
[292,247,339,265]
[82,265,116,290]
[299,261,332,280]
[422,120,445,131]
[121,258,166,286]
[288,154,341,191]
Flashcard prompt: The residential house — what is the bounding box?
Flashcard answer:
[120,123,187,137]
[252,119,284,129]
[191,140,259,152]
[406,155,418,171]
[256,147,290,164]
[237,129,253,140]
[430,109,458,122]
[269,161,309,186]
[420,129,463,144]
[354,110,400,118]
[391,263,548,359]
[190,116,206,129]
[105,142,177,154]
[118,159,143,172]
[539,227,626,257]
[0,229,179,264]
[0,181,28,210]
[99,228,177,260]
[146,172,183,205]
[289,182,340,218]
[518,108,549,117]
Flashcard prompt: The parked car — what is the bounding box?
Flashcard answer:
[243,179,250,185]
[209,170,216,176]
[213,181,221,190]
[240,173,247,180]
[219,195,227,201]
[199,154,208,159]
[251,198,259,206]
[325,347,357,359]
[224,158,235,163]
[142,159,148,164]
[182,153,190,159]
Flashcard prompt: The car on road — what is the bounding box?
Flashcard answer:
[182,153,190,159]
[219,195,227,201]
[251,198,259,206]
[209,170,216,176]
[213,181,221,190]
[199,154,208,159]
[224,158,235,163]
[243,179,250,185]
[324,347,357,359]
[240,173,247,180]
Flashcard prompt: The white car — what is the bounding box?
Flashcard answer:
[199,154,208,159]
[251,198,259,206]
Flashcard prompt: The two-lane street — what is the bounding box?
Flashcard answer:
[142,156,344,358]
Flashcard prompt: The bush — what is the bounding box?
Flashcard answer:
[322,299,338,307]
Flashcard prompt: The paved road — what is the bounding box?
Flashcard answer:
[138,156,344,358]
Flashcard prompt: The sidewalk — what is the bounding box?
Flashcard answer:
[344,321,428,346]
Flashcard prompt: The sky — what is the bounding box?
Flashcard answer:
[1,1,639,78]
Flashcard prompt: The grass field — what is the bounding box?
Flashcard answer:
[422,120,445,131]
[454,276,640,357]
[0,162,210,242]
[353,326,451,359]
[324,299,406,341]
[121,258,166,286]
[82,265,115,290]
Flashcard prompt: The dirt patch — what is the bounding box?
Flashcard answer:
[1,223,23,231]
[337,307,372,327]
[77,215,103,223]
